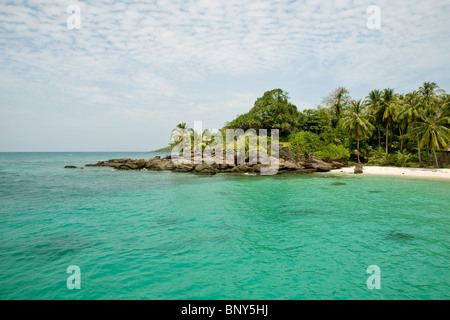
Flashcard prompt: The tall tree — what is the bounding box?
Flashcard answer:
[409,106,450,168]
[226,89,299,135]
[323,87,351,127]
[418,82,443,106]
[381,88,398,154]
[366,89,383,147]
[170,122,193,151]
[398,91,423,164]
[339,100,375,163]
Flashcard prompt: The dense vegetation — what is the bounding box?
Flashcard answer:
[168,83,450,168]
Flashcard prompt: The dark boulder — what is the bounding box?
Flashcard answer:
[279,159,303,171]
[194,164,216,175]
[304,153,332,172]
[64,165,78,169]
[331,161,344,169]
[354,164,363,174]
[173,164,195,173]
[233,164,255,173]
[279,146,295,161]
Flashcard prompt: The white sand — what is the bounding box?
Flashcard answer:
[329,166,450,180]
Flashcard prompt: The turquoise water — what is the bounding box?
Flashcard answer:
[0,152,449,300]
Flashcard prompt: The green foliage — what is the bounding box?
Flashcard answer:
[315,144,350,161]
[288,131,350,161]
[339,100,374,141]
[396,150,412,167]
[288,131,321,159]
[298,108,331,134]
[226,89,300,136]
[169,82,449,168]
[322,87,351,126]
[367,148,396,166]
[151,145,173,152]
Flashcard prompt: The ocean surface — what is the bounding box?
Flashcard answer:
[0,152,449,300]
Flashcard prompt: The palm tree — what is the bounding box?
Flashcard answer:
[366,89,383,147]
[398,91,424,164]
[418,82,443,106]
[339,100,375,163]
[409,107,450,168]
[323,87,351,127]
[381,88,398,154]
[170,122,193,152]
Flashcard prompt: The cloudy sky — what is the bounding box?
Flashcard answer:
[1,0,449,151]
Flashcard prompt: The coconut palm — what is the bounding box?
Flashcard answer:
[409,107,450,168]
[339,100,375,163]
[170,122,193,152]
[398,91,424,164]
[381,88,398,154]
[323,87,351,127]
[418,82,444,107]
[366,89,383,147]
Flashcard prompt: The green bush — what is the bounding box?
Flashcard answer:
[316,144,350,161]
[288,131,321,159]
[288,131,350,161]
[396,150,411,167]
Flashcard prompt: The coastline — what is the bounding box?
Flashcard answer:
[329,166,450,180]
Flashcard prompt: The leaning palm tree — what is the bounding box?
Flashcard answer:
[339,100,375,163]
[366,89,383,147]
[409,107,450,168]
[381,88,398,154]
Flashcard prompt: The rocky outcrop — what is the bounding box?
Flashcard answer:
[331,161,344,169]
[278,146,295,161]
[194,164,217,175]
[82,147,338,175]
[303,153,333,172]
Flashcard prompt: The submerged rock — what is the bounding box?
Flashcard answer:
[386,232,414,241]
[332,182,347,186]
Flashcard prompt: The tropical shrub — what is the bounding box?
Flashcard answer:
[316,144,350,161]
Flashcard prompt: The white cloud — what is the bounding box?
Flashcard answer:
[0,0,449,150]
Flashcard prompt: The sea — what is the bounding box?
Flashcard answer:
[0,152,449,299]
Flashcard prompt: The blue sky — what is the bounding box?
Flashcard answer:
[1,0,449,151]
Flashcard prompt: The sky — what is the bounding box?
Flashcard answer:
[0,0,449,151]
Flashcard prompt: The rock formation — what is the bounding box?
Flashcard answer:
[81,147,343,175]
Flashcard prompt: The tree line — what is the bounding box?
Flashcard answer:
[169,83,450,168]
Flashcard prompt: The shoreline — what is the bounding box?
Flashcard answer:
[329,166,450,180]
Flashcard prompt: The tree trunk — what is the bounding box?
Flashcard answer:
[399,128,403,150]
[434,151,439,168]
[357,138,360,164]
[377,126,381,148]
[418,140,423,167]
[385,123,389,154]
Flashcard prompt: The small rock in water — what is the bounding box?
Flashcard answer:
[64,165,77,169]
[386,232,414,241]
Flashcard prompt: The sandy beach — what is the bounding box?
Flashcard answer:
[330,166,450,180]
